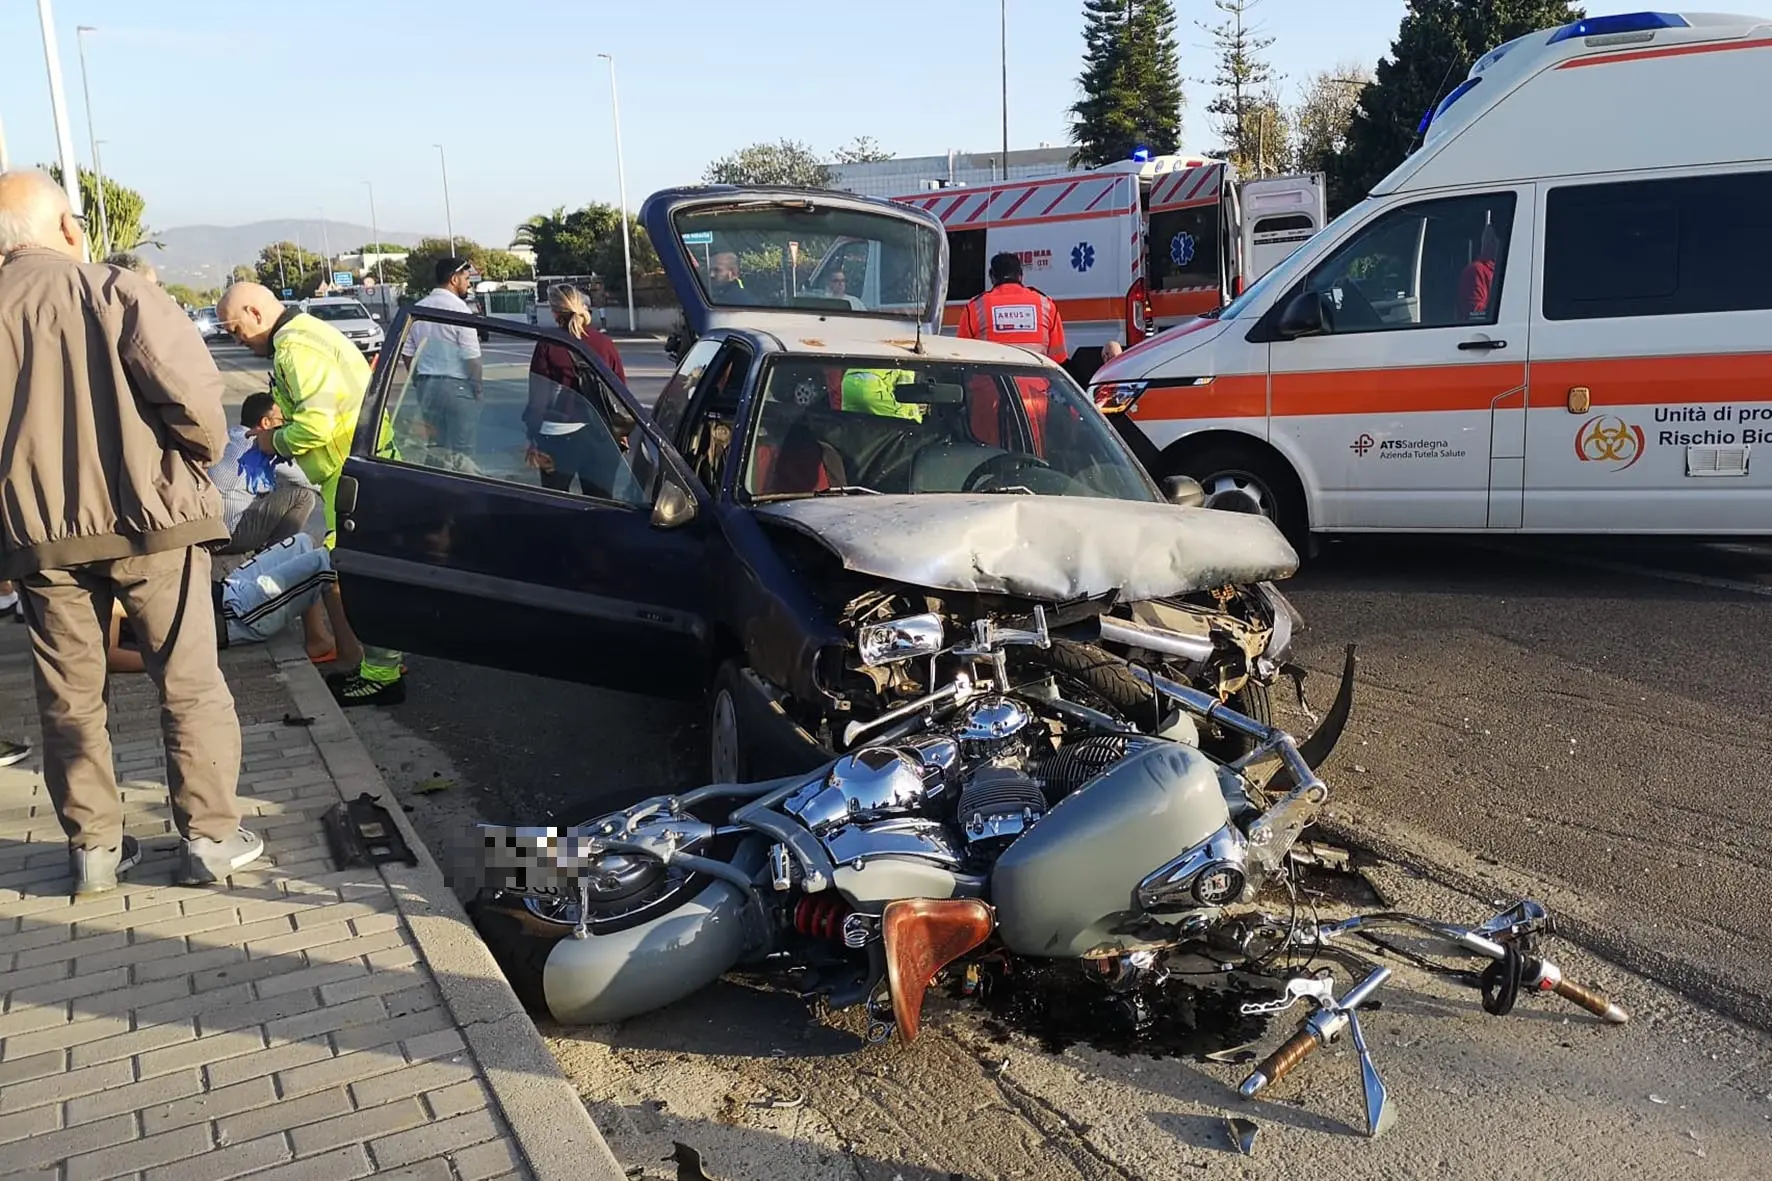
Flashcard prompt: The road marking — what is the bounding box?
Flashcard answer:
[1473,541,1772,599]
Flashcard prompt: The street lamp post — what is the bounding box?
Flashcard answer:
[597,53,636,334]
[1000,0,1009,167]
[35,0,88,258]
[433,144,455,256]
[74,25,110,259]
[364,181,384,285]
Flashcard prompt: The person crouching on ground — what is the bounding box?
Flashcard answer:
[214,281,405,707]
[105,534,338,672]
[210,392,328,574]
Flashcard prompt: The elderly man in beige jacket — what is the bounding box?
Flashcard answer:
[0,169,262,894]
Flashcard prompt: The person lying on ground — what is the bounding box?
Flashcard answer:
[210,392,326,576]
[104,533,339,673]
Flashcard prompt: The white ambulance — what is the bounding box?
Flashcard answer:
[881,157,1326,379]
[1087,10,1772,549]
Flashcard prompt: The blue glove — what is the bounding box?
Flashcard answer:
[238,445,279,495]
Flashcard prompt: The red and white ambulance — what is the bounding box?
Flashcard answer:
[1088,10,1772,550]
[883,156,1326,380]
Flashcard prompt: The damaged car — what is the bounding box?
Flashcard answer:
[328,184,1334,780]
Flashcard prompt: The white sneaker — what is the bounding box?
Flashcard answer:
[177,827,265,885]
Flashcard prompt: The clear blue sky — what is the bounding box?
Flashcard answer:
[0,0,1649,247]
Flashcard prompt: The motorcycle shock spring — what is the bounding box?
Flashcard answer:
[792,895,851,941]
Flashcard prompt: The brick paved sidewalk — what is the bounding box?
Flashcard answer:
[0,619,622,1181]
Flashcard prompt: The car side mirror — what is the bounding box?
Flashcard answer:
[1162,475,1205,508]
[1277,291,1327,340]
[650,469,698,529]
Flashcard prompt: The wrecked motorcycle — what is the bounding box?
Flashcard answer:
[461,611,1627,1136]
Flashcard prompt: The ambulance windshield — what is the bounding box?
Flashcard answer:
[1217,198,1373,321]
[671,203,941,322]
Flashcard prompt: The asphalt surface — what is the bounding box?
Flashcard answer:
[206,335,1772,1177]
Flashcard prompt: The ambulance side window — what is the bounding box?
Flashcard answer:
[948,230,988,301]
[1543,170,1772,320]
[1295,193,1516,335]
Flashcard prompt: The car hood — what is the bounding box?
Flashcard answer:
[752,494,1297,601]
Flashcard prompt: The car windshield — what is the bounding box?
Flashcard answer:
[672,203,939,319]
[740,356,1161,503]
[306,302,372,322]
[199,307,216,317]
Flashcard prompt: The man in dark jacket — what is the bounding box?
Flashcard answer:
[0,169,262,894]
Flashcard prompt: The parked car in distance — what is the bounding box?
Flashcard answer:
[301,296,385,359]
[193,306,227,343]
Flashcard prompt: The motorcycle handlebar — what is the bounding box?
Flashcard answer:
[1238,1028,1320,1098]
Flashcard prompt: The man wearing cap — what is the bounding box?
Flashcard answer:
[402,255,485,468]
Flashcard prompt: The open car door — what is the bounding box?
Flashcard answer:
[331,306,713,699]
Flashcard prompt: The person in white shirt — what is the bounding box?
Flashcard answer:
[400,256,484,466]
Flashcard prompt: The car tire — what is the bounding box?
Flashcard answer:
[1175,442,1308,553]
[709,660,748,784]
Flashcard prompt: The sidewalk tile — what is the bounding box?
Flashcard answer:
[367,1108,503,1169]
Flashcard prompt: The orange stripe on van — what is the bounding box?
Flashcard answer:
[1150,289,1221,319]
[1132,374,1268,420]
[1271,363,1525,417]
[1557,34,1772,70]
[1530,353,1772,407]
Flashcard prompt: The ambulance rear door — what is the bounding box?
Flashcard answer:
[1239,173,1328,283]
[1144,161,1228,326]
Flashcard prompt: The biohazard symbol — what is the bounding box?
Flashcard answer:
[1574,414,1646,471]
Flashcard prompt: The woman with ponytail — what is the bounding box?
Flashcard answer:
[525,283,636,497]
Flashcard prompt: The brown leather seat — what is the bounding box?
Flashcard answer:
[881,898,995,1042]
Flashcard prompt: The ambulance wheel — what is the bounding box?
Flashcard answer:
[1176,443,1307,551]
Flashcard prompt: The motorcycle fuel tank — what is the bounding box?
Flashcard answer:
[991,741,1231,959]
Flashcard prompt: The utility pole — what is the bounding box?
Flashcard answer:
[36,0,88,259]
[364,181,384,284]
[275,241,285,290]
[1000,0,1009,167]
[75,26,110,258]
[598,53,636,334]
[433,144,455,256]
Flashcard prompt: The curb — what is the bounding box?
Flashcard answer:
[265,634,626,1181]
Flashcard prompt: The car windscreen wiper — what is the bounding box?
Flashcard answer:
[751,485,882,503]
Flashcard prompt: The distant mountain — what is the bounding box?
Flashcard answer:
[145,220,427,287]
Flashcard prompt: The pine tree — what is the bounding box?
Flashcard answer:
[1326,0,1584,214]
[1201,0,1279,175]
[1069,0,1185,168]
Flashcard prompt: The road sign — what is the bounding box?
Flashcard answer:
[282,288,294,298]
[333,271,354,287]
[682,231,713,245]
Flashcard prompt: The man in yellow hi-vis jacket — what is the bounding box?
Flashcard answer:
[216,282,406,707]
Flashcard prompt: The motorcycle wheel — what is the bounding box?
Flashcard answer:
[1021,639,1273,761]
[468,893,570,1014]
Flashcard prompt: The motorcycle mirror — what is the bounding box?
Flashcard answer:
[1163,476,1205,507]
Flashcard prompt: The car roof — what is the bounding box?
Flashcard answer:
[306,297,368,307]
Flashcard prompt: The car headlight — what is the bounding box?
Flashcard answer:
[857,613,944,667]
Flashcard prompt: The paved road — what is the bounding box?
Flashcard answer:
[209,336,1772,1176]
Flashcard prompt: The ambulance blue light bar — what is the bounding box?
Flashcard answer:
[1546,11,1689,44]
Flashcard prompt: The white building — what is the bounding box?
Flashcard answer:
[824,146,1078,197]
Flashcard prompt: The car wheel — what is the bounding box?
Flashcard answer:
[1177,443,1307,552]
[709,660,747,784]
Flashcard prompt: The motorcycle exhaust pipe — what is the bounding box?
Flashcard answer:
[1095,614,1215,668]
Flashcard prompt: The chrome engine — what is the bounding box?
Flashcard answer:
[782,692,1163,878]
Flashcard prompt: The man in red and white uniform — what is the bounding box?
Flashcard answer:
[956,253,1069,453]
[957,252,1068,362]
